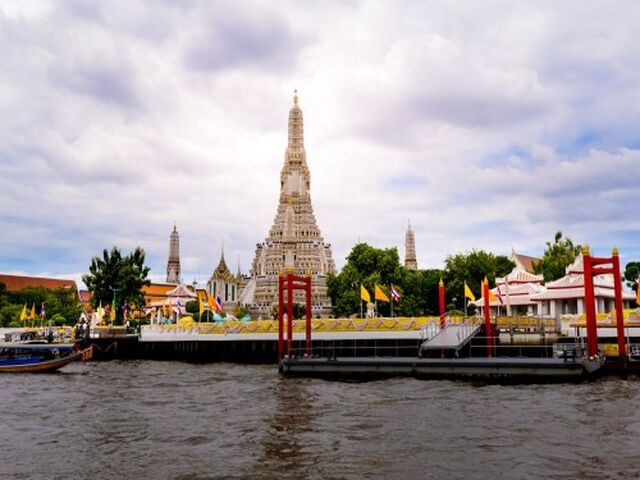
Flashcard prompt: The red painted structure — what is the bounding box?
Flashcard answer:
[582,247,626,361]
[438,279,446,329]
[278,272,313,362]
[482,278,492,357]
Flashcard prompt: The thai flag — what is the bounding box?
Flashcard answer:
[390,284,402,302]
[40,303,46,320]
[215,294,223,312]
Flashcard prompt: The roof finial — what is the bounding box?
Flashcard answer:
[293,89,298,106]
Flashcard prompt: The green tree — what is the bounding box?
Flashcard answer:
[443,250,515,310]
[624,261,640,294]
[327,243,403,317]
[533,231,581,282]
[82,247,150,324]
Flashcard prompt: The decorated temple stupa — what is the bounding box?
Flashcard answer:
[240,91,335,319]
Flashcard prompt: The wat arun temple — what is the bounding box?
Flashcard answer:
[239,92,335,318]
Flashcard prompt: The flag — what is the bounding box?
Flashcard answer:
[97,301,103,324]
[215,293,223,312]
[198,294,205,316]
[360,285,371,303]
[109,302,116,323]
[390,284,402,302]
[30,304,36,320]
[636,279,640,306]
[122,300,129,323]
[207,294,218,313]
[19,304,27,323]
[374,285,390,302]
[40,303,46,321]
[464,282,476,302]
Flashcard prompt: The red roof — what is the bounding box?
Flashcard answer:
[0,273,77,293]
[512,253,540,273]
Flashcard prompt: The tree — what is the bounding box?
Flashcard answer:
[443,250,515,310]
[327,243,403,317]
[327,243,444,317]
[82,247,150,324]
[624,261,640,294]
[533,231,581,282]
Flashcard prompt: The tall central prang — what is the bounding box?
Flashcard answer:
[245,91,335,318]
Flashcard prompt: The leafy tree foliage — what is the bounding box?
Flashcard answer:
[624,261,640,292]
[0,284,81,327]
[533,231,581,282]
[443,250,515,310]
[327,243,443,317]
[82,247,150,324]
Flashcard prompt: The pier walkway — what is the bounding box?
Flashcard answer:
[420,323,481,352]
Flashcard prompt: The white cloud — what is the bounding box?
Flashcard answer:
[1,0,639,286]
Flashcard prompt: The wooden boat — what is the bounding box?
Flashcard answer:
[0,344,91,373]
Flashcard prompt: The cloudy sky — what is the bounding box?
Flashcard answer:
[1,0,639,286]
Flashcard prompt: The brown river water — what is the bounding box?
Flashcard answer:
[1,361,640,479]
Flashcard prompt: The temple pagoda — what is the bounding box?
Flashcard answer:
[243,91,335,318]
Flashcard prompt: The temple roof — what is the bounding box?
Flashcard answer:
[510,251,540,273]
[496,267,543,285]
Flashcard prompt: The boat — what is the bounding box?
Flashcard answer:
[0,343,91,373]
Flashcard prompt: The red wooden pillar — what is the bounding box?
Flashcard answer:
[278,275,284,362]
[483,278,492,357]
[583,247,598,357]
[612,248,627,362]
[286,273,294,356]
[305,276,312,356]
[438,278,446,329]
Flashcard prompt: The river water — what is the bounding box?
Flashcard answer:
[1,361,640,479]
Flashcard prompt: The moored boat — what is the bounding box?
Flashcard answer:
[0,344,91,373]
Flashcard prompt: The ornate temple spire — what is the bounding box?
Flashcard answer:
[405,220,418,270]
[281,90,310,198]
[166,224,181,284]
[246,92,335,318]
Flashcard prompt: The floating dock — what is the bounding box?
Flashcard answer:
[280,355,604,382]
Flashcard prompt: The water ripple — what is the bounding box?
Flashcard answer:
[2,362,640,479]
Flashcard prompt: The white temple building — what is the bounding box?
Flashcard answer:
[475,253,635,323]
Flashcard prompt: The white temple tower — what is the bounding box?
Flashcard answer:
[166,225,181,284]
[245,91,335,318]
[404,221,418,270]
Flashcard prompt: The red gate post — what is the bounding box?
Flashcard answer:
[278,275,284,362]
[305,276,312,356]
[582,246,599,358]
[612,248,627,363]
[438,278,446,329]
[286,273,294,356]
[483,278,492,357]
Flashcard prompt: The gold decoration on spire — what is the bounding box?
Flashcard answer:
[582,245,590,255]
[612,246,619,256]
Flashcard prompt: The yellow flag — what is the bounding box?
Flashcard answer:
[19,304,27,323]
[464,282,476,302]
[636,283,640,306]
[360,285,371,302]
[30,304,36,320]
[98,301,103,323]
[109,305,116,323]
[198,295,204,316]
[374,285,390,302]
